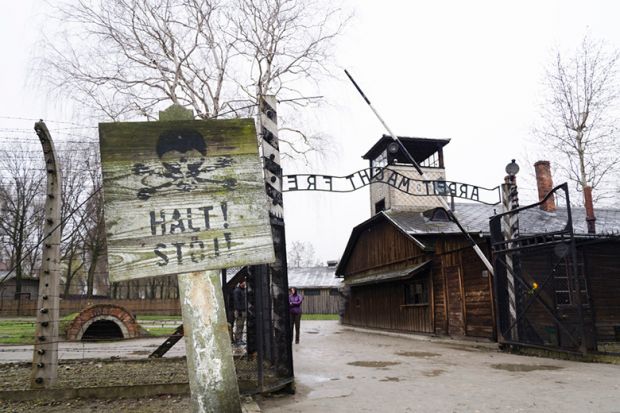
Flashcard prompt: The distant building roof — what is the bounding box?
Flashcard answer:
[288,266,343,289]
[386,203,620,236]
[0,271,39,283]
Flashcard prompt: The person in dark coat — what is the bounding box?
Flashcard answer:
[289,287,303,344]
[233,280,247,344]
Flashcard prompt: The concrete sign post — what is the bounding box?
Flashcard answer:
[99,105,275,412]
[31,121,62,388]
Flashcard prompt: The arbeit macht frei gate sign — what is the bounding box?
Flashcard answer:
[99,118,275,282]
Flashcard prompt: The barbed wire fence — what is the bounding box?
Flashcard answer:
[0,116,290,398]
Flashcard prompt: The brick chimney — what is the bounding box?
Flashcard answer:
[534,161,556,212]
[583,186,596,234]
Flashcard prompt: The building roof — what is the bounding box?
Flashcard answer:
[335,212,431,276]
[287,266,343,289]
[387,203,620,236]
[336,202,620,276]
[0,271,39,283]
[362,135,451,163]
[346,260,431,287]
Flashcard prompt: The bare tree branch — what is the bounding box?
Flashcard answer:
[536,34,620,204]
[34,0,349,163]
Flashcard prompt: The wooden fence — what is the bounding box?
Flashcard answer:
[0,290,340,316]
[0,298,181,317]
[299,288,340,314]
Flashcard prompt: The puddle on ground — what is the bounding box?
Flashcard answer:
[346,375,355,379]
[422,369,445,377]
[306,330,320,334]
[490,363,563,372]
[395,351,440,358]
[347,361,401,368]
[296,373,332,385]
[379,376,400,382]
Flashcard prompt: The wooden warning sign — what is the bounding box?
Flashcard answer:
[99,118,275,282]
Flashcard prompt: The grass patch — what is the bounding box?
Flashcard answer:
[302,313,339,320]
[145,327,178,336]
[62,312,79,321]
[0,321,35,345]
[0,315,78,345]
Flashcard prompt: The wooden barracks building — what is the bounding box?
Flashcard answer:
[336,135,620,348]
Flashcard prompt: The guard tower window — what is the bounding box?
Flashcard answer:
[371,150,387,168]
[375,199,385,214]
[420,151,440,168]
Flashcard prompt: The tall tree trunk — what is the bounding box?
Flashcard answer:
[63,254,74,299]
[14,212,24,301]
[86,246,100,298]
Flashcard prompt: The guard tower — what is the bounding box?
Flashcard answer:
[362,135,450,214]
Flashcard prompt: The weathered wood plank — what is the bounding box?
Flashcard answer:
[99,119,275,281]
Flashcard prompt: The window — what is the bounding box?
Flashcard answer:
[420,151,440,168]
[329,288,340,296]
[423,207,451,222]
[554,255,588,307]
[371,150,387,168]
[303,289,321,296]
[404,278,429,305]
[375,199,386,214]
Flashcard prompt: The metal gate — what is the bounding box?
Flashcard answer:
[223,265,294,394]
[489,183,593,354]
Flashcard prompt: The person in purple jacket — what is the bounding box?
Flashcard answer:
[289,287,303,344]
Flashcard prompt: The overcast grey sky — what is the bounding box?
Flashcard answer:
[1,0,619,263]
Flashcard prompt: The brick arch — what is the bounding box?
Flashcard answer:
[66,304,141,341]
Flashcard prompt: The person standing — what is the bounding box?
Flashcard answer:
[289,287,303,344]
[233,279,247,345]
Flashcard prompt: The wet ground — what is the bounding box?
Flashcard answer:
[1,321,620,412]
[256,321,620,413]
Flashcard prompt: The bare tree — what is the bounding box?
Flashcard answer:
[0,147,45,298]
[230,0,346,161]
[39,0,237,121]
[36,0,348,160]
[232,0,346,98]
[75,146,108,298]
[537,35,620,202]
[287,240,318,268]
[57,145,89,297]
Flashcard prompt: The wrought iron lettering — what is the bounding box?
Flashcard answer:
[282,167,500,205]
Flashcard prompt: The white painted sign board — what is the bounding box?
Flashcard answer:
[99,118,275,282]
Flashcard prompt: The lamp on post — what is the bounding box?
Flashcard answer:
[505,159,520,177]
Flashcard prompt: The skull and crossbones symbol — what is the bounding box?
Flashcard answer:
[132,129,237,200]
